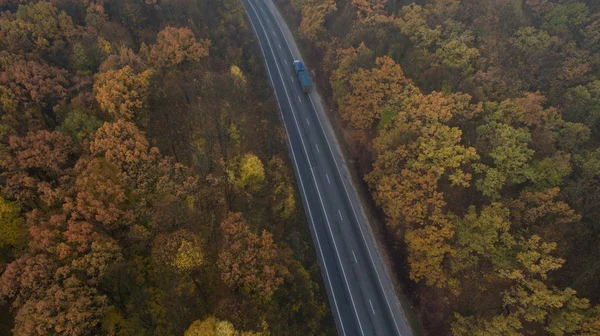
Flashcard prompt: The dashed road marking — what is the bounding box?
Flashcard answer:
[298,95,302,103]
[338,209,343,221]
[326,174,331,184]
[315,144,319,152]
[306,118,310,126]
[352,250,358,263]
[369,300,376,315]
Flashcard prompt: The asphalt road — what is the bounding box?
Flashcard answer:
[242,1,414,335]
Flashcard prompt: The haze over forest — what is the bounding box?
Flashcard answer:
[0,0,600,335]
[0,0,331,334]
[281,0,600,334]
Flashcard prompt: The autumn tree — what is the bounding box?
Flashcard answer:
[266,156,296,222]
[395,3,441,51]
[0,197,26,250]
[57,107,103,147]
[89,120,158,175]
[0,208,121,335]
[93,66,153,120]
[563,80,600,134]
[450,203,514,277]
[98,46,146,73]
[330,43,374,107]
[13,278,109,336]
[0,60,69,123]
[0,1,75,58]
[4,130,73,175]
[339,56,418,142]
[217,213,288,298]
[352,0,391,24]
[298,0,336,41]
[152,229,203,274]
[238,153,265,193]
[474,121,534,199]
[367,91,479,287]
[185,316,263,336]
[0,130,73,207]
[452,235,599,336]
[147,26,210,69]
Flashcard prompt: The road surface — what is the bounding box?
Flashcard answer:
[241,0,414,335]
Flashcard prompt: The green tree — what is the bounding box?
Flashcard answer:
[0,197,26,250]
[542,2,590,35]
[474,121,534,199]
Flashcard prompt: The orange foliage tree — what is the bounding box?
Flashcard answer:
[217,212,289,298]
[367,91,479,288]
[93,66,153,120]
[298,0,337,41]
[340,56,418,143]
[0,60,68,118]
[147,26,210,69]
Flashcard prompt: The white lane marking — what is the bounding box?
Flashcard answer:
[369,300,376,315]
[309,92,403,334]
[278,43,282,49]
[298,95,302,103]
[244,5,347,336]
[284,59,288,65]
[255,0,403,331]
[338,209,343,221]
[326,174,331,184]
[246,2,362,335]
[272,31,276,37]
[306,118,310,126]
[352,250,357,263]
[291,76,294,82]
[315,144,319,152]
[256,2,403,335]
[271,0,400,312]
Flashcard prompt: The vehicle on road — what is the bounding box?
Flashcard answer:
[293,60,312,93]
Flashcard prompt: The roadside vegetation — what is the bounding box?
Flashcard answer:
[277,0,600,334]
[0,0,333,334]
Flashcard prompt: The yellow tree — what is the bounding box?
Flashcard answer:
[148,26,210,69]
[0,197,26,250]
[238,153,265,193]
[298,0,337,41]
[93,66,153,120]
[340,56,418,142]
[452,235,599,335]
[352,0,392,24]
[184,316,263,336]
[330,43,374,107]
[151,229,203,274]
[367,91,479,287]
[0,1,75,56]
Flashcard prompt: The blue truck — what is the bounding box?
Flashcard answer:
[293,60,312,93]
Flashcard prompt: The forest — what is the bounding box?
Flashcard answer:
[0,0,335,335]
[277,0,600,334]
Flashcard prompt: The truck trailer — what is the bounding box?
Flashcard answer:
[293,60,312,93]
